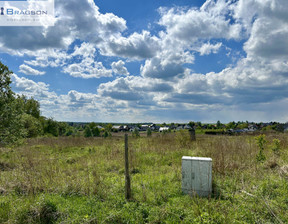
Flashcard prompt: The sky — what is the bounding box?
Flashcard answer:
[1,0,288,123]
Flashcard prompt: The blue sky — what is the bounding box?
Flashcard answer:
[1,0,288,123]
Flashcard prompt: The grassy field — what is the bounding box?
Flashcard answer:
[0,131,288,223]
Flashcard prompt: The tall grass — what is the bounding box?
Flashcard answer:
[0,132,287,223]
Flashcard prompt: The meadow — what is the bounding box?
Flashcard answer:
[0,131,287,223]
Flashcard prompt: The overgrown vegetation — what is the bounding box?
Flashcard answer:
[255,134,267,162]
[0,132,287,223]
[1,61,288,223]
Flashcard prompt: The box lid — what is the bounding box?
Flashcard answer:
[182,156,212,161]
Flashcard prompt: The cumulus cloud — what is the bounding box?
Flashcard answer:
[198,42,222,55]
[0,0,126,55]
[244,18,288,60]
[19,64,46,75]
[11,74,57,99]
[232,0,288,61]
[98,76,174,103]
[72,42,96,58]
[111,60,130,76]
[99,31,160,60]
[24,49,71,68]
[140,56,185,80]
[5,0,288,122]
[161,56,288,106]
[137,0,241,80]
[158,1,243,42]
[62,57,112,79]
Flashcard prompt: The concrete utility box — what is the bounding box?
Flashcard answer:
[182,156,212,197]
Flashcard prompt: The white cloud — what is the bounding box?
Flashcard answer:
[158,1,243,42]
[11,74,57,99]
[198,42,222,55]
[72,42,96,58]
[4,0,288,123]
[99,31,160,60]
[98,76,174,102]
[63,57,112,79]
[244,18,288,60]
[140,56,186,80]
[0,0,126,55]
[111,60,130,76]
[19,64,46,76]
[24,49,71,68]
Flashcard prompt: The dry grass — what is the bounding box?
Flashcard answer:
[0,132,287,223]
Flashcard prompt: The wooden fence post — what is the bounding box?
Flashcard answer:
[124,134,131,200]
[189,128,196,141]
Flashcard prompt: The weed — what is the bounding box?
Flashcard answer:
[255,134,267,162]
[0,133,287,223]
[16,200,58,224]
[271,138,281,155]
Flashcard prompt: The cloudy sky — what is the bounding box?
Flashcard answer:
[1,0,288,123]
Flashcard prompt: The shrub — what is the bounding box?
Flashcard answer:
[16,200,58,224]
[132,128,140,138]
[147,128,152,137]
[255,134,267,162]
[271,138,281,155]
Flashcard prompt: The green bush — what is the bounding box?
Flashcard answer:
[132,128,140,138]
[271,138,281,155]
[255,134,267,162]
[16,200,58,224]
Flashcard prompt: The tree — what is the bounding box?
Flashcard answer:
[58,122,69,136]
[44,118,59,137]
[21,114,43,138]
[226,121,236,129]
[84,126,92,137]
[132,128,140,138]
[147,128,152,137]
[103,130,111,138]
[0,62,25,145]
[65,126,75,136]
[21,96,40,119]
[89,122,100,137]
[196,121,202,129]
[105,124,112,132]
[188,121,196,129]
[216,120,222,129]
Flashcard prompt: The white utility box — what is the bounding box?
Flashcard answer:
[182,156,212,197]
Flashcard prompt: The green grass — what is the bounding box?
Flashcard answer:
[0,132,288,223]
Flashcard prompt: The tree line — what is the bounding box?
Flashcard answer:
[0,62,75,146]
[0,61,121,146]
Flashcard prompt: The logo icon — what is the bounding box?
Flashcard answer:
[0,7,4,15]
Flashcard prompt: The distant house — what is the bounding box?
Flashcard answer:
[129,126,139,132]
[149,124,160,131]
[176,125,185,130]
[97,125,104,130]
[184,124,192,129]
[140,125,149,131]
[159,127,170,132]
[112,125,122,132]
[202,124,208,129]
[170,124,177,130]
[122,125,130,132]
[248,124,258,132]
